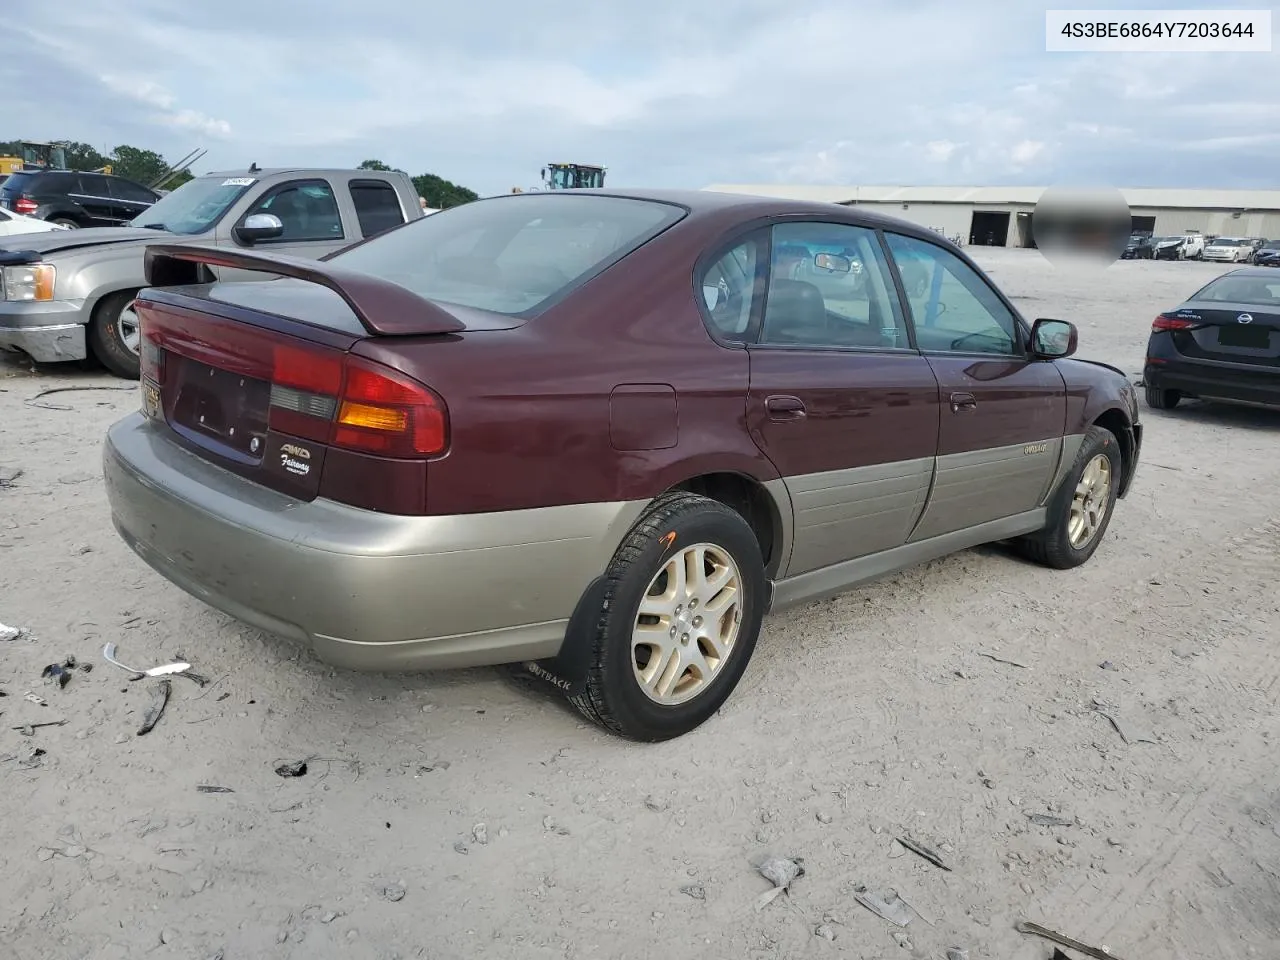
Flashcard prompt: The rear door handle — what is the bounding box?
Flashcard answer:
[765,395,807,420]
[950,391,977,412]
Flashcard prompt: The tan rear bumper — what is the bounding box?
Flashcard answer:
[103,413,645,671]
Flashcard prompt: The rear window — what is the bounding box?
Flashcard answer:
[1196,275,1280,305]
[1,172,39,195]
[331,194,686,315]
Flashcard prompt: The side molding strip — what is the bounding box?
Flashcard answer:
[767,508,1047,612]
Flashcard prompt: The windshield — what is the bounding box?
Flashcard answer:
[1210,238,1245,246]
[332,193,685,315]
[130,176,255,235]
[1262,240,1280,250]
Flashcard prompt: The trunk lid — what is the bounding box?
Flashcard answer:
[1170,299,1280,365]
[139,294,361,503]
[136,244,497,514]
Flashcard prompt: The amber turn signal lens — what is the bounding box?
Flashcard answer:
[337,401,409,432]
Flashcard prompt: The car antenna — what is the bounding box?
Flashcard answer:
[249,162,260,173]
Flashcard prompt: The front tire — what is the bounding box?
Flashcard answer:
[87,290,142,380]
[570,492,766,742]
[48,217,80,229]
[1016,425,1122,570]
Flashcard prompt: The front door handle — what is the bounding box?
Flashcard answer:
[765,395,807,420]
[950,391,977,412]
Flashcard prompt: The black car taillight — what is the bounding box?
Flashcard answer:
[1152,314,1195,332]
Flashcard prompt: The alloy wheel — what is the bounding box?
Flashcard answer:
[116,301,140,355]
[1068,454,1112,548]
[632,543,743,705]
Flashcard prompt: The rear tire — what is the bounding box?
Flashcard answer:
[87,290,142,380]
[1145,385,1180,410]
[48,217,80,229]
[569,492,766,742]
[1016,425,1122,570]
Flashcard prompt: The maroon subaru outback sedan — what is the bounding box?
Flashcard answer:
[103,189,1142,741]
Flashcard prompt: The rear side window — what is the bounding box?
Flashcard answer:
[77,174,111,197]
[349,180,406,237]
[699,238,763,341]
[332,194,686,315]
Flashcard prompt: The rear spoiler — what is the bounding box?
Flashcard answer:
[142,244,466,337]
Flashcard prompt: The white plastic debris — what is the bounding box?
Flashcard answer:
[0,622,28,642]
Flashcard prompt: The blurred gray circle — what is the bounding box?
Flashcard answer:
[1032,187,1132,267]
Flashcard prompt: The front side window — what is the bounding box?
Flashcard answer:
[111,178,158,205]
[759,221,910,349]
[884,233,1020,355]
[332,193,684,315]
[247,181,343,242]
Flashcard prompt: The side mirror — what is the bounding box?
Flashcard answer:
[1030,318,1078,359]
[813,252,852,273]
[234,213,284,245]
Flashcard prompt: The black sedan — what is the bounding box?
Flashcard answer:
[1121,235,1155,259]
[1144,268,1280,410]
[1252,240,1280,267]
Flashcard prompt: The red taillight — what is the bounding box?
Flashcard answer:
[1152,314,1195,332]
[334,358,448,457]
[13,197,37,216]
[272,344,342,395]
[267,345,448,458]
[139,309,165,384]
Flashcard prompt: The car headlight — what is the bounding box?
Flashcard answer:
[0,263,55,302]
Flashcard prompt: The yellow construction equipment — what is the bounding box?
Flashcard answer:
[0,142,112,175]
[541,163,606,190]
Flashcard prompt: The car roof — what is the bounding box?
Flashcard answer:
[203,168,405,179]
[502,187,946,238]
[1218,266,1280,279]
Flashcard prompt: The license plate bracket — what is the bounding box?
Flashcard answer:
[171,358,270,461]
[1218,324,1271,349]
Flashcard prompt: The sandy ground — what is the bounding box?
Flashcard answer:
[1,248,1278,960]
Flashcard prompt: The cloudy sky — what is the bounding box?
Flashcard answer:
[5,0,1277,196]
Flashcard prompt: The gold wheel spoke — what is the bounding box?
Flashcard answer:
[632,542,744,706]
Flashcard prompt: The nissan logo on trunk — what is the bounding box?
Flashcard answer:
[1238,313,1253,323]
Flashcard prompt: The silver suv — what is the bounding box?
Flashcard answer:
[0,167,423,377]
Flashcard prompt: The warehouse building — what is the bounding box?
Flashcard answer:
[703,184,1280,248]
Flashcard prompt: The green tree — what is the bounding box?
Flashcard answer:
[163,168,195,189]
[411,173,478,209]
[358,159,394,171]
[110,145,170,187]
